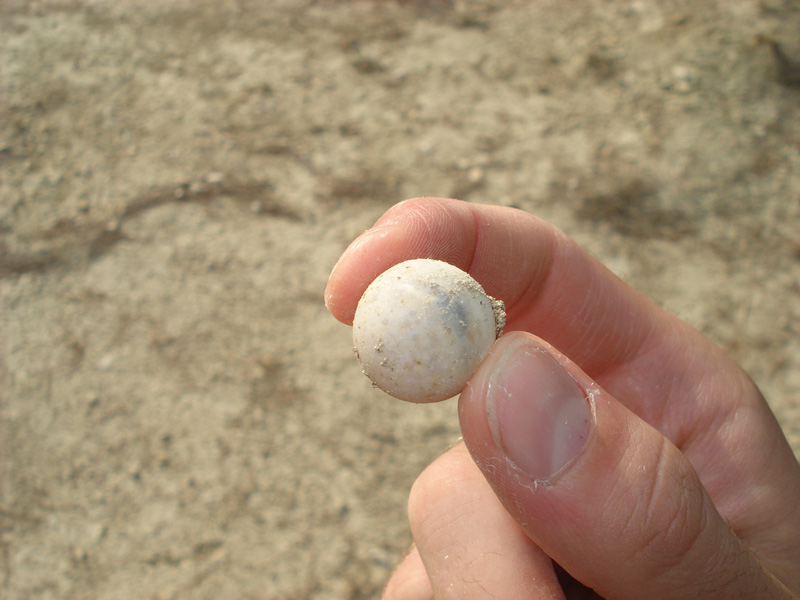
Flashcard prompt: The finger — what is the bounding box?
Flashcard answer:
[459,332,797,598]
[324,196,675,373]
[325,198,738,422]
[406,443,565,600]
[383,546,433,600]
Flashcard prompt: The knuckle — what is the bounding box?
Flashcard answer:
[613,435,708,577]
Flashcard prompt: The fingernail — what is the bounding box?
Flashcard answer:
[325,224,397,311]
[486,338,591,481]
[328,223,397,280]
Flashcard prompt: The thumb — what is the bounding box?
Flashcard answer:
[459,331,792,599]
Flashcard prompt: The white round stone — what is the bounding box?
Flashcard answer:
[353,258,505,403]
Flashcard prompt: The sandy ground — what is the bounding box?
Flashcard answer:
[1,1,799,598]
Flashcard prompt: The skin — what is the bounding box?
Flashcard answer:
[325,198,800,600]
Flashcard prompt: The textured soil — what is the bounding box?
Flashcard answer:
[2,1,799,598]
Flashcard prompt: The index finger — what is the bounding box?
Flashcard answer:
[325,198,759,432]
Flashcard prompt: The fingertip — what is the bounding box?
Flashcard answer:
[382,546,432,600]
[324,197,477,324]
[407,443,565,600]
[324,220,403,324]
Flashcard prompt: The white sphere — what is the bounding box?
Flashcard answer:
[353,259,505,403]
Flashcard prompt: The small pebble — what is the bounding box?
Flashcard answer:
[352,259,505,403]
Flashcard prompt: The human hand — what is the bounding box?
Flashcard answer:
[325,198,800,599]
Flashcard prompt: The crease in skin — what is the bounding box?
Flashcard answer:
[497,210,558,316]
[401,200,475,266]
[463,204,482,280]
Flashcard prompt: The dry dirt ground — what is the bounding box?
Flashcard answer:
[1,1,800,598]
